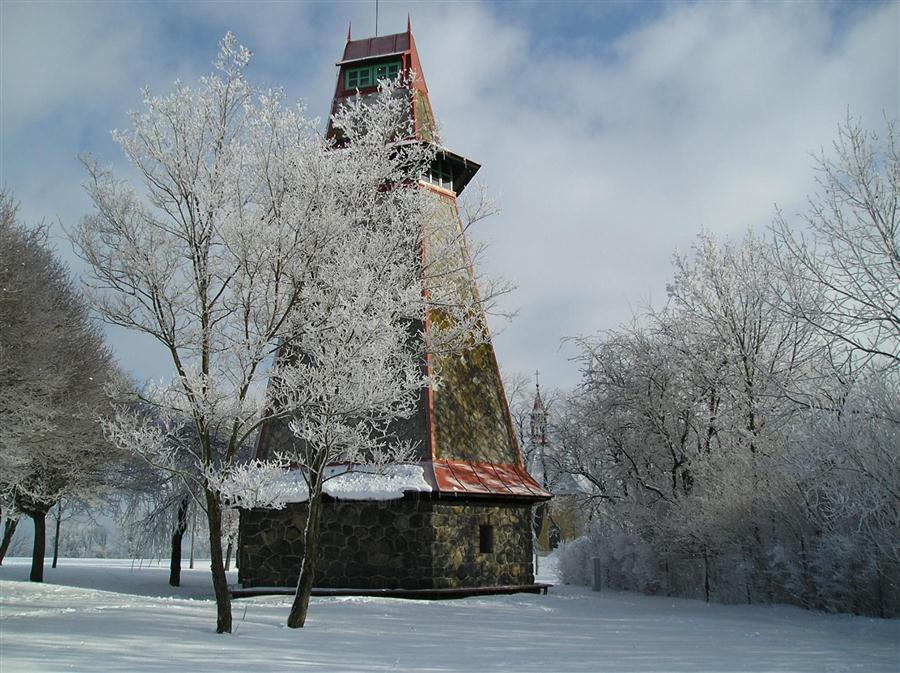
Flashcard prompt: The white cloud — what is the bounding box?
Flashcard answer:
[393,1,898,387]
[1,0,895,390]
[2,3,142,133]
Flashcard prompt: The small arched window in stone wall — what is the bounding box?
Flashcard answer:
[479,524,494,554]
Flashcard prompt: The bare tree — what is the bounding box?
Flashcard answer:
[503,371,536,465]
[0,191,119,581]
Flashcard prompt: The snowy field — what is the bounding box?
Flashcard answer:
[1,555,897,673]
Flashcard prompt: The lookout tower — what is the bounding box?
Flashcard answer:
[238,23,551,595]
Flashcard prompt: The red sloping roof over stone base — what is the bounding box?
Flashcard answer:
[430,460,551,500]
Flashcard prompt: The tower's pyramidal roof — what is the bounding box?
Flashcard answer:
[257,25,550,502]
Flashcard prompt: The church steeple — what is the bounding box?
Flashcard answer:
[530,372,548,448]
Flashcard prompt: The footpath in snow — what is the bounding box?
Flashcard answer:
[0,555,897,673]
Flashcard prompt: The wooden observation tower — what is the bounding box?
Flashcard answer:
[238,22,551,595]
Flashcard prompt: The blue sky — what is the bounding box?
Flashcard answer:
[1,0,897,390]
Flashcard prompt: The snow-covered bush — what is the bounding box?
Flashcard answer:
[558,523,661,594]
[557,536,594,586]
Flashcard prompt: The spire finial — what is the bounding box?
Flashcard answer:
[407,13,412,35]
[347,22,352,42]
[535,369,540,391]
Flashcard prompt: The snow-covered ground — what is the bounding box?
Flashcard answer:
[1,555,896,672]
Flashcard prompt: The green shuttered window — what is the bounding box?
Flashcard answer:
[344,62,401,90]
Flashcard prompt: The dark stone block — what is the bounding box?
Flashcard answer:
[359,508,378,526]
[320,532,342,547]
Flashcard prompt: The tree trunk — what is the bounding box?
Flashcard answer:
[224,541,233,572]
[204,488,232,634]
[748,526,764,604]
[189,506,196,570]
[703,547,711,603]
[52,501,62,569]
[234,522,240,570]
[29,509,47,582]
[0,517,19,565]
[287,477,325,629]
[797,533,817,610]
[532,502,547,542]
[169,496,190,587]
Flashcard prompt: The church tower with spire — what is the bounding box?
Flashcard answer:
[531,373,549,450]
[238,22,550,595]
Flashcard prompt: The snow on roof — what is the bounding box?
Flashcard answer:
[320,464,432,501]
[222,463,432,510]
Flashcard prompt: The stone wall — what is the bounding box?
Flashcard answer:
[430,500,534,589]
[238,496,535,590]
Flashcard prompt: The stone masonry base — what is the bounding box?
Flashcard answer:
[238,496,535,590]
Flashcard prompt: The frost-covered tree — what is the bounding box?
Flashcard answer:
[74,35,325,632]
[558,314,727,596]
[0,191,118,580]
[114,408,208,587]
[557,160,899,614]
[667,230,819,455]
[772,117,899,372]
[768,116,899,612]
[790,369,899,614]
[76,34,489,632]
[212,74,494,630]
[75,35,343,632]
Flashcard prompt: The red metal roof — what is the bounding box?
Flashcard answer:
[340,32,411,64]
[429,460,551,500]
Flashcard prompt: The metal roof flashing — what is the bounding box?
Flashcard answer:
[336,51,407,66]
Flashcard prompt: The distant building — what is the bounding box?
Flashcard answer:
[238,23,551,594]
[528,377,588,549]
